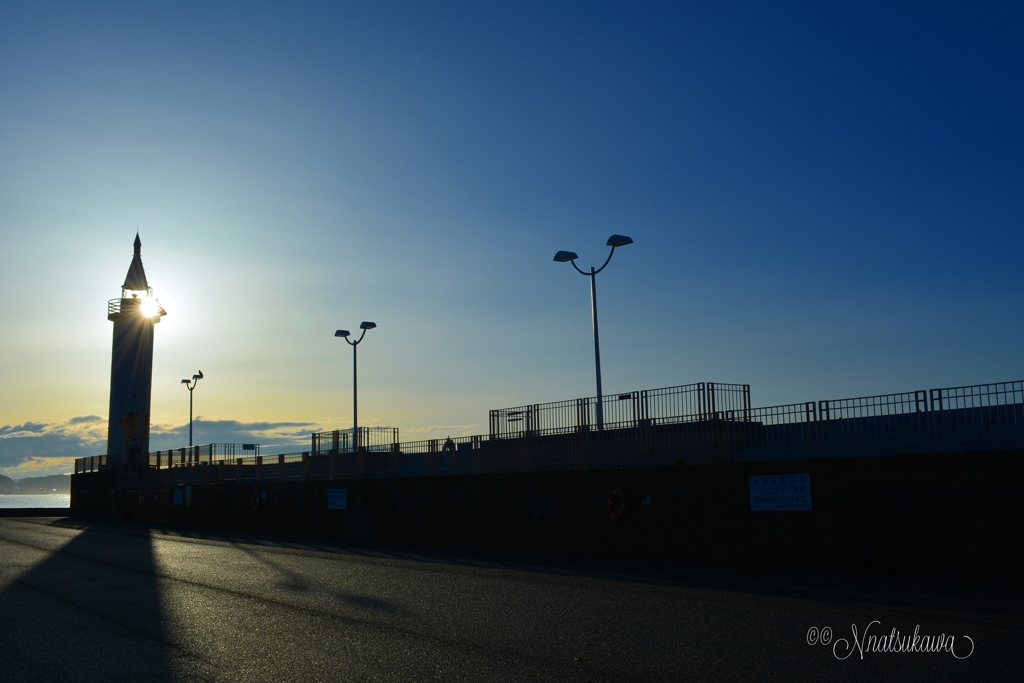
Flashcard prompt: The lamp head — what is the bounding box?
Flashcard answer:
[181,379,190,385]
[192,373,202,381]
[335,330,350,338]
[359,321,377,330]
[606,234,633,248]
[553,250,578,263]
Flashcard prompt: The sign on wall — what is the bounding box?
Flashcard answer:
[328,488,348,510]
[749,474,811,511]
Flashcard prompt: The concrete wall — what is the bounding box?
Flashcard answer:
[71,449,1024,577]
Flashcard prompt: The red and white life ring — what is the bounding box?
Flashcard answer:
[607,486,626,521]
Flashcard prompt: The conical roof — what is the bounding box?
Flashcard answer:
[122,233,149,290]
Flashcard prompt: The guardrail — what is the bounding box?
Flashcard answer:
[74,380,1024,481]
[311,427,398,455]
[147,443,260,468]
[74,455,109,474]
[489,382,751,438]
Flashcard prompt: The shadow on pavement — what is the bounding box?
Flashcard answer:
[0,518,174,683]
[74,517,1024,624]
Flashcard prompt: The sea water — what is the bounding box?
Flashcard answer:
[0,493,71,508]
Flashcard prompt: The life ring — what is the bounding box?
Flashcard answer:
[607,486,626,521]
[250,492,260,512]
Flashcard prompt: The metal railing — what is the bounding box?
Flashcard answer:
[74,379,1024,482]
[489,382,751,438]
[311,427,398,456]
[142,443,260,469]
[75,454,109,474]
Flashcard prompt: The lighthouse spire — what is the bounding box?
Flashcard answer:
[122,232,149,291]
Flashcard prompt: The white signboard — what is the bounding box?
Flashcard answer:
[327,488,348,510]
[749,474,811,511]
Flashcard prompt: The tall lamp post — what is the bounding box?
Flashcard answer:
[553,234,633,431]
[180,371,203,448]
[335,322,377,451]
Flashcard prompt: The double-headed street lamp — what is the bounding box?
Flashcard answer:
[335,322,377,451]
[554,234,633,431]
[180,370,203,448]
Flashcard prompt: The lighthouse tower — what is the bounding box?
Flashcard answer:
[106,234,166,468]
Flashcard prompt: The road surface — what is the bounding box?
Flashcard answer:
[0,517,1019,682]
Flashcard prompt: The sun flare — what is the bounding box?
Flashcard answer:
[140,297,161,318]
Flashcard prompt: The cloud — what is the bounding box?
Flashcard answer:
[0,416,109,476]
[68,415,104,425]
[0,422,50,436]
[0,415,483,477]
[0,416,322,477]
[148,418,319,453]
[402,424,480,436]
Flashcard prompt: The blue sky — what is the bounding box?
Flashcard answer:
[1,1,1022,476]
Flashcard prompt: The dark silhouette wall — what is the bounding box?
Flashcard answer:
[72,449,1024,578]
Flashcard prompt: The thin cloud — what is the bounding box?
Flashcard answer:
[402,424,480,436]
[68,415,103,425]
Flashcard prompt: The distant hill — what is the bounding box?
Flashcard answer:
[0,474,15,493]
[7,474,71,494]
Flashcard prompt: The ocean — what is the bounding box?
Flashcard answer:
[0,493,71,509]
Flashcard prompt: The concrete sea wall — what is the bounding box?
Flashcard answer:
[71,449,1024,577]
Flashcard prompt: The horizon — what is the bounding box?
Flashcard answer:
[2,2,1022,477]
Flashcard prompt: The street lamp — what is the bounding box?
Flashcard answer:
[553,234,633,431]
[335,322,376,451]
[181,371,203,449]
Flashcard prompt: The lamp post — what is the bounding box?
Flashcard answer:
[335,322,377,451]
[553,234,633,431]
[180,371,203,448]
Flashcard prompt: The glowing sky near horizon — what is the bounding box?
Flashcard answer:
[1,2,1022,476]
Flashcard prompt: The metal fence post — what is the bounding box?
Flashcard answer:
[805,402,817,457]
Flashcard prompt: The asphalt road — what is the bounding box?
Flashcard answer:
[0,517,1019,682]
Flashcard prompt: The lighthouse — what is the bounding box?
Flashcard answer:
[106,234,166,467]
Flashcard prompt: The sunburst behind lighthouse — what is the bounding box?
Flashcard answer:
[106,234,166,467]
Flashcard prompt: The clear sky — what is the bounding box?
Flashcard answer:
[1,1,1022,477]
